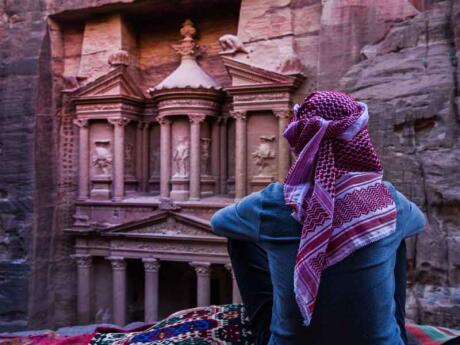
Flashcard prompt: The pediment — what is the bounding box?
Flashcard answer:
[76,66,145,100]
[103,211,220,240]
[222,56,302,87]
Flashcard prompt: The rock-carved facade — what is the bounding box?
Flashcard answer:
[66,17,304,325]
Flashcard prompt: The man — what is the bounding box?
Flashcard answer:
[211,91,426,345]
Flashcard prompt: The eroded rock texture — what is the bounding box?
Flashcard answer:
[340,1,460,327]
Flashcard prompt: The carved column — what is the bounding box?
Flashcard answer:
[136,122,144,188]
[211,118,221,194]
[143,258,160,323]
[190,262,211,307]
[74,119,90,200]
[274,110,291,181]
[108,256,127,325]
[159,117,171,198]
[188,115,206,200]
[142,123,150,192]
[225,263,242,304]
[72,254,92,324]
[219,117,228,194]
[108,118,130,201]
[230,111,247,199]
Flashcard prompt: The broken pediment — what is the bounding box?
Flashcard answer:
[74,66,145,100]
[222,56,304,88]
[102,211,220,240]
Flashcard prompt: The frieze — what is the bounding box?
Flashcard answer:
[158,99,220,109]
[110,240,227,256]
[235,93,289,102]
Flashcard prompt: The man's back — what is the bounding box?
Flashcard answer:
[211,182,425,345]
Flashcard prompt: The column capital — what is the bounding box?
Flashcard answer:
[157,116,170,126]
[273,109,290,119]
[188,114,206,124]
[224,263,232,272]
[107,256,126,270]
[108,117,131,127]
[229,110,246,120]
[143,258,160,272]
[73,118,89,128]
[71,254,92,268]
[190,261,211,276]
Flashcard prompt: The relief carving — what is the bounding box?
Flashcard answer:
[92,140,112,176]
[252,136,276,176]
[173,136,190,177]
[200,138,211,175]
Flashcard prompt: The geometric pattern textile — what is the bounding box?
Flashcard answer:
[283,91,397,325]
[90,304,253,345]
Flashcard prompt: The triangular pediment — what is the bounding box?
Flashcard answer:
[103,211,219,240]
[222,56,302,87]
[76,66,145,100]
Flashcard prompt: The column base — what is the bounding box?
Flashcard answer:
[171,176,190,201]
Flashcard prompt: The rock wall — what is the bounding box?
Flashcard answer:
[340,0,460,327]
[0,0,459,332]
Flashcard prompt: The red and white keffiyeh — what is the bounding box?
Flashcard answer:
[283,91,397,325]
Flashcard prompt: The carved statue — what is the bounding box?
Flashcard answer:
[200,138,211,175]
[173,136,190,177]
[252,136,276,176]
[124,143,135,177]
[218,34,249,55]
[92,140,112,176]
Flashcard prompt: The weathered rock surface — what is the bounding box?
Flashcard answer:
[340,0,460,327]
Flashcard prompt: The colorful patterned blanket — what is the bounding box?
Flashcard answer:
[1,304,459,345]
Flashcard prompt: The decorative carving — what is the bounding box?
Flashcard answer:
[229,110,246,120]
[108,49,130,67]
[172,20,201,57]
[236,93,287,102]
[188,114,206,124]
[190,262,211,276]
[252,136,276,176]
[143,258,160,272]
[200,138,211,175]
[108,117,131,127]
[157,116,170,126]
[173,136,190,177]
[73,118,89,128]
[107,256,126,270]
[273,110,290,119]
[72,254,92,268]
[124,143,135,177]
[218,34,249,55]
[92,140,112,176]
[158,198,181,211]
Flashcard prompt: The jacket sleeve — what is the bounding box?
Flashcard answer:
[393,188,427,238]
[210,191,263,242]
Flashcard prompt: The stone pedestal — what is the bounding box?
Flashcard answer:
[250,175,275,193]
[170,176,190,201]
[90,177,111,200]
[200,175,216,198]
[108,256,127,325]
[143,258,160,323]
[190,262,211,307]
[72,254,92,324]
[74,119,90,200]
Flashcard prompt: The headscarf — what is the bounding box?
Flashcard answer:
[283,91,397,325]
